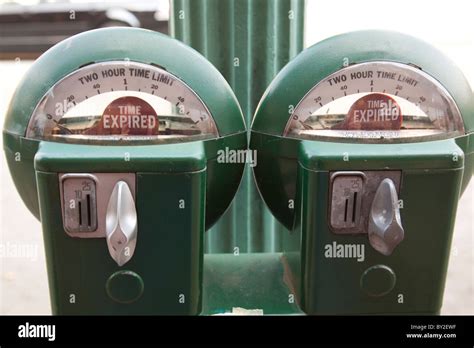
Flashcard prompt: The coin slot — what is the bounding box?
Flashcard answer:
[86,194,92,227]
[62,176,97,233]
[352,192,358,223]
[78,201,83,226]
[329,172,365,232]
[344,199,349,222]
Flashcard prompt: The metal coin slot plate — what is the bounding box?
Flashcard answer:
[59,173,135,238]
[61,174,98,233]
[329,171,401,234]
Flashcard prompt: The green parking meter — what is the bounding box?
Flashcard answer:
[251,30,474,314]
[3,28,246,315]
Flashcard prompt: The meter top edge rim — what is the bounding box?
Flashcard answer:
[251,30,474,136]
[3,27,246,138]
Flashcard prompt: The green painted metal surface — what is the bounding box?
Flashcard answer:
[250,30,473,314]
[4,131,247,229]
[2,8,472,317]
[250,31,474,230]
[3,27,249,315]
[294,145,464,314]
[201,253,303,315]
[298,139,465,171]
[34,141,207,172]
[251,132,474,230]
[170,0,305,253]
[3,28,247,229]
[36,161,206,314]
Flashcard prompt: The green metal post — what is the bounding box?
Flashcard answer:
[170,0,305,253]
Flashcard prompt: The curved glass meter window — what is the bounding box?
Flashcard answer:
[26,61,219,144]
[284,61,465,143]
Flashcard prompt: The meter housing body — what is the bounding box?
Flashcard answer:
[4,28,246,314]
[251,31,474,314]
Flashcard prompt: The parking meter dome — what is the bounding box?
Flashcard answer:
[251,30,474,229]
[3,28,247,229]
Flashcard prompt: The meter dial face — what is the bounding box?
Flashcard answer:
[284,61,465,142]
[27,61,218,144]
